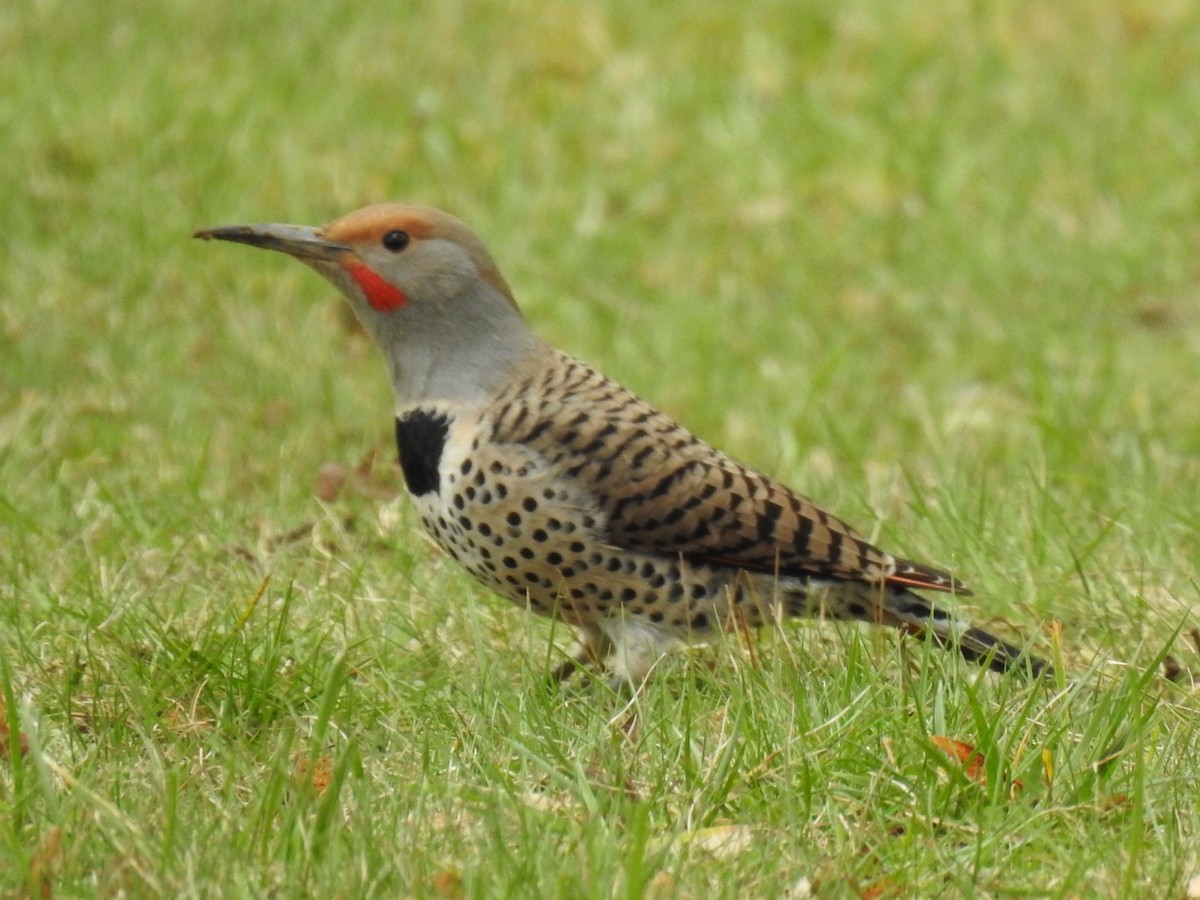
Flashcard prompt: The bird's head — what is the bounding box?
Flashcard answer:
[196,203,541,405]
[196,203,516,316]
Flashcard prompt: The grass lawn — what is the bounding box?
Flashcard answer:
[3,1,1200,896]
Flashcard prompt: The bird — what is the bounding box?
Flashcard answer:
[195,204,1049,686]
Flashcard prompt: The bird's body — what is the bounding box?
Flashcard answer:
[197,203,1047,684]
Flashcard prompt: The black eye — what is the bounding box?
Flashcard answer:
[382,230,410,252]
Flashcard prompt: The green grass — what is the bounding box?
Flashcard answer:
[3,0,1200,895]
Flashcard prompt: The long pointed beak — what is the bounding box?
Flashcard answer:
[193,223,351,263]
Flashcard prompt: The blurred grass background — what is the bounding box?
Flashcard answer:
[2,1,1200,896]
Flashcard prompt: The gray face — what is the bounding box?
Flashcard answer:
[196,205,540,406]
[351,237,483,309]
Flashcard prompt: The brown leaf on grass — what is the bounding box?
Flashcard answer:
[931,736,1025,797]
[1100,793,1131,813]
[0,720,30,759]
[431,868,463,898]
[314,450,402,503]
[859,877,901,899]
[1133,302,1179,330]
[30,827,62,899]
[292,754,334,795]
[0,694,30,761]
[314,464,350,502]
[931,736,987,784]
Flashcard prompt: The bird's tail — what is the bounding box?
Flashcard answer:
[876,587,1051,677]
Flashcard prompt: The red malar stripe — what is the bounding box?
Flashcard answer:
[348,264,408,311]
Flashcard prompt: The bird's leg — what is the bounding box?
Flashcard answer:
[551,629,613,683]
[602,619,680,689]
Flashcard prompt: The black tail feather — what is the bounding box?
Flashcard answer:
[883,588,1052,678]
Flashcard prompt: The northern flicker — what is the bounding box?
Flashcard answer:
[196,204,1049,684]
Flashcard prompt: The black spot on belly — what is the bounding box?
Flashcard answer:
[395,410,451,496]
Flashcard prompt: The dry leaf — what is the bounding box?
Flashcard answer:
[293,754,334,795]
[314,463,350,502]
[314,450,401,503]
[859,876,900,899]
[431,868,463,898]
[0,694,30,761]
[30,827,62,899]
[1101,793,1131,813]
[931,736,987,785]
[931,736,1026,798]
[0,720,30,759]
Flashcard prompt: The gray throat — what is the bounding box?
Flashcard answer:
[363,288,546,409]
